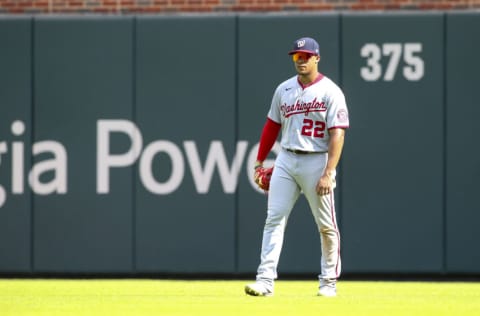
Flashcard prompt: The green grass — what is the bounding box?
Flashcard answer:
[1,279,479,316]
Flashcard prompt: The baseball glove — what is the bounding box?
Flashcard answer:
[254,166,273,191]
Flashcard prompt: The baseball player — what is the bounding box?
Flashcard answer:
[245,37,349,297]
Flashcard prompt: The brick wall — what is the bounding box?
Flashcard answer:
[0,0,478,14]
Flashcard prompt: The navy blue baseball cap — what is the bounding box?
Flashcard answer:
[288,37,320,56]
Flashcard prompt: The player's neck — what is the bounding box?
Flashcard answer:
[298,71,320,85]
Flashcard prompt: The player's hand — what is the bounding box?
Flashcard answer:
[316,174,334,195]
[254,166,273,191]
[253,161,263,180]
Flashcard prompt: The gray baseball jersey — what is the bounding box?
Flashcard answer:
[267,74,349,152]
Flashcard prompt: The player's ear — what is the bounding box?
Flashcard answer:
[315,56,320,63]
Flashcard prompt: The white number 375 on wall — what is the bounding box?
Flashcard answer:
[360,43,425,82]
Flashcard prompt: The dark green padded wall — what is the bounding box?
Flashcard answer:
[341,13,445,273]
[0,17,32,272]
[445,12,480,273]
[134,16,237,273]
[33,17,134,272]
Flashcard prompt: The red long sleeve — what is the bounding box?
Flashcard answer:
[256,118,281,162]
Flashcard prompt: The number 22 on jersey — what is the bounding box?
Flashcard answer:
[301,118,326,138]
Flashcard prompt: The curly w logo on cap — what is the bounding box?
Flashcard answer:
[288,37,320,56]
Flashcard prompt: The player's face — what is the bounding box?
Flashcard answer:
[292,52,318,75]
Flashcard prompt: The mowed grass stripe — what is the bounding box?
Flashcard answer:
[0,280,479,316]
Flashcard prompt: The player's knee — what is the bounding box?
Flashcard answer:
[264,211,287,228]
[320,226,338,235]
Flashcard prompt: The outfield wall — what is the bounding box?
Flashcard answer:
[0,12,479,276]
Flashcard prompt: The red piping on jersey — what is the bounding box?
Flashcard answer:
[328,125,349,130]
[256,118,281,162]
[297,73,324,90]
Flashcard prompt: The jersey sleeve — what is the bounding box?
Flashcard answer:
[326,85,349,130]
